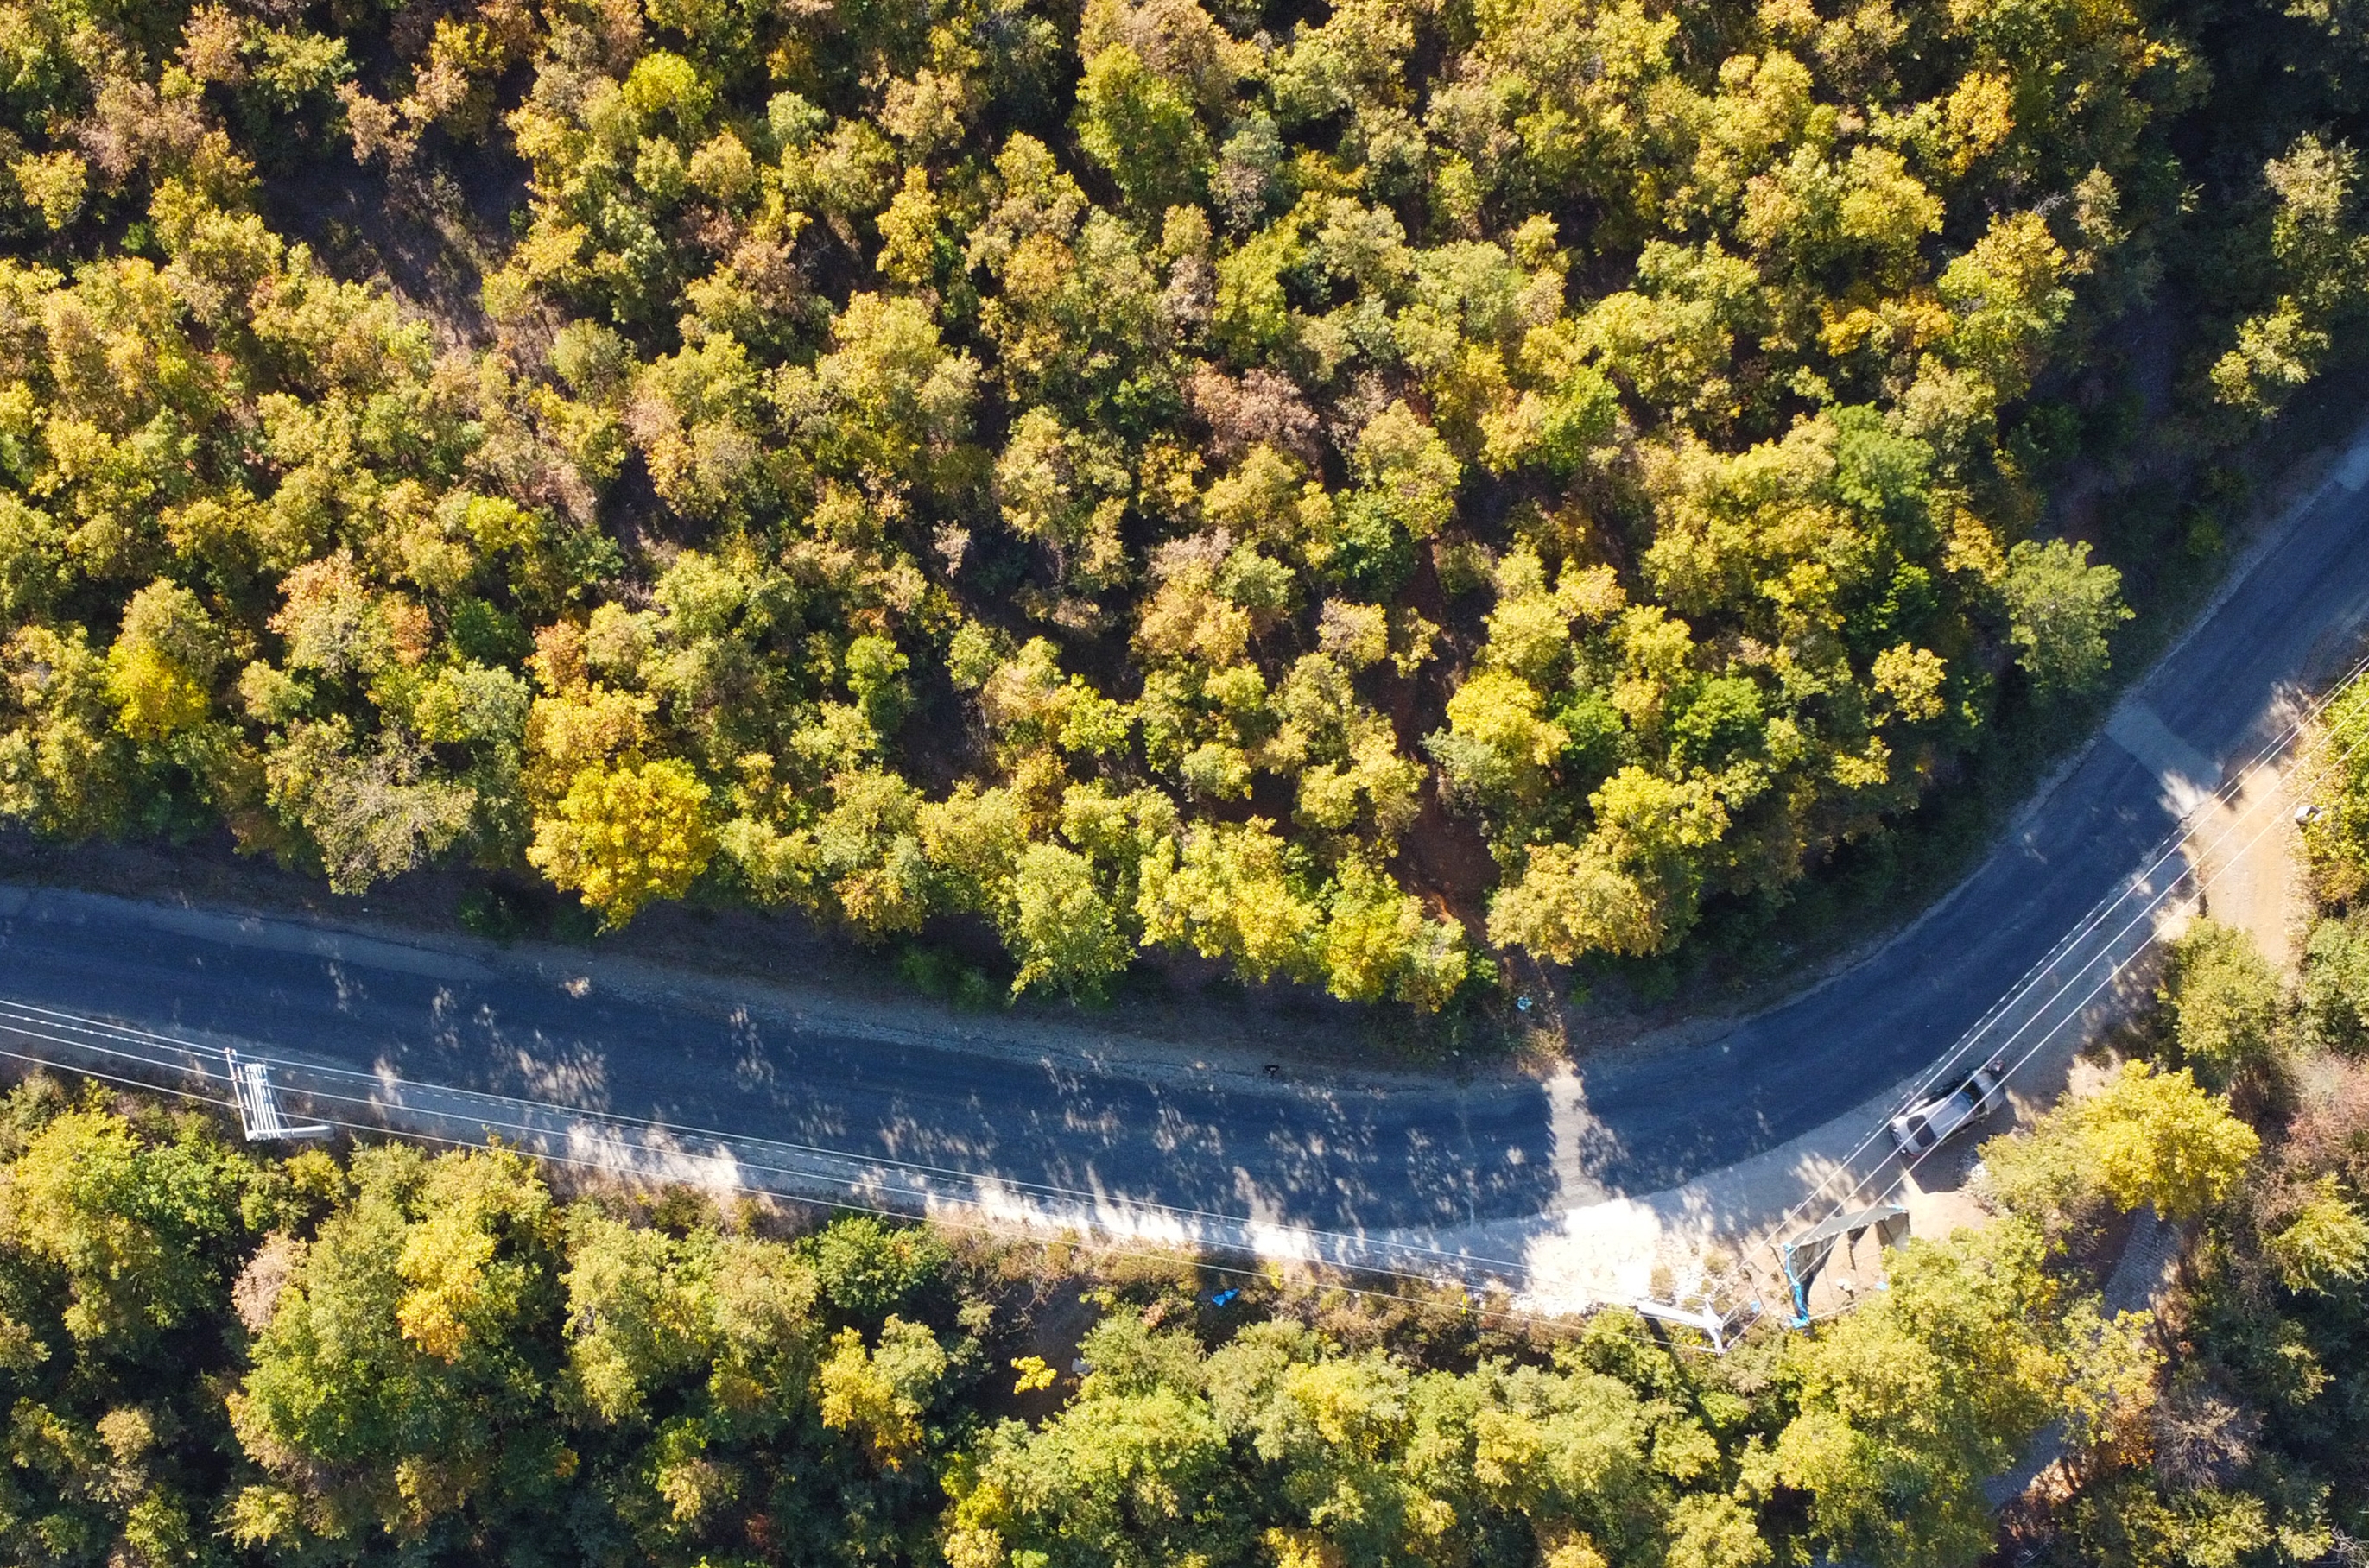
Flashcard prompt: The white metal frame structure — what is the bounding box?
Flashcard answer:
[224,1049,333,1142]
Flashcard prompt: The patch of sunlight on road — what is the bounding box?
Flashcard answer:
[1504,984,2167,1318]
[2106,700,2222,819]
[938,1165,1339,1268]
[1542,1064,1613,1210]
[1512,1096,1860,1316]
[950,1173,1210,1253]
[1518,1199,1669,1309]
[562,1120,746,1196]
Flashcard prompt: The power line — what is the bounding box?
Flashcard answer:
[1776,653,2369,1301]
[0,999,1545,1294]
[1773,650,2369,1246]
[0,1034,1727,1354]
[0,993,1535,1274]
[7,650,2362,1337]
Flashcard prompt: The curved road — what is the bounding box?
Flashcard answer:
[4,457,2369,1282]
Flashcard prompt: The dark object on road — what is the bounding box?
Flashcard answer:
[1887,1057,2009,1157]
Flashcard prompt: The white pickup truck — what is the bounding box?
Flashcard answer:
[1887,1057,2009,1157]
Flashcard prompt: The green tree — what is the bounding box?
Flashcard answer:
[817,1316,947,1471]
[2301,911,2369,1051]
[2071,1061,2260,1220]
[2263,1174,2369,1293]
[264,719,478,894]
[1987,1059,2261,1231]
[1006,842,1131,997]
[804,1214,948,1324]
[951,1381,1241,1566]
[230,1145,567,1552]
[2000,539,2132,699]
[2161,919,2286,1090]
[1137,819,1324,983]
[1321,858,1471,1008]
[1074,46,1210,212]
[1764,1222,2062,1568]
[2302,678,2369,906]
[2,1101,250,1352]
[2212,136,2369,418]
[103,580,223,745]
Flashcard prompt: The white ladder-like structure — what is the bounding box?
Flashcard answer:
[225,1050,333,1141]
[1628,1293,1765,1355]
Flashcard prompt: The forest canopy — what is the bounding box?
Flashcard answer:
[0,0,2350,1002]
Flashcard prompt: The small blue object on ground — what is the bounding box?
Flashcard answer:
[1210,1288,1240,1306]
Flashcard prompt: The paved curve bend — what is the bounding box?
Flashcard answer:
[3,467,2369,1263]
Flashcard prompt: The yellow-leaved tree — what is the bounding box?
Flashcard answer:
[528,757,718,926]
[2069,1060,2261,1221]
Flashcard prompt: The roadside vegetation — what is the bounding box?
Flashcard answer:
[0,1063,2264,1568]
[1975,668,2369,1564]
[20,705,2369,1568]
[3,0,2367,1011]
[12,814,2365,1566]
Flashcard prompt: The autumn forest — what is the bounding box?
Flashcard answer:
[10,0,2364,1002]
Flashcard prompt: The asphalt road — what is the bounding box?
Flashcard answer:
[3,471,2368,1256]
